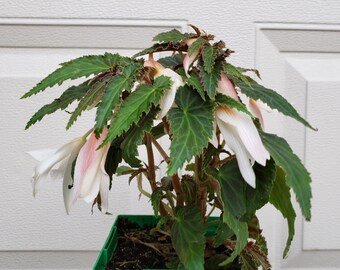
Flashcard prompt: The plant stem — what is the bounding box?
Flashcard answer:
[145,133,157,191]
[144,132,167,217]
[150,135,170,163]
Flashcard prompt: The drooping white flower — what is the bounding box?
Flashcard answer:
[27,135,87,214]
[144,58,184,119]
[214,73,269,188]
[72,127,111,213]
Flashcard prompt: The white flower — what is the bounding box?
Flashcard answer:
[72,127,111,213]
[214,73,269,188]
[144,58,184,119]
[27,135,87,214]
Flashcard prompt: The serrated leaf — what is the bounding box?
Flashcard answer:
[199,59,223,99]
[241,242,271,270]
[157,54,182,68]
[202,45,217,73]
[66,78,109,129]
[153,29,186,43]
[260,131,312,220]
[25,81,90,129]
[171,205,205,270]
[95,63,141,136]
[167,86,214,175]
[206,158,276,221]
[215,94,253,117]
[224,63,254,86]
[177,68,206,101]
[151,188,164,217]
[188,36,206,56]
[270,166,296,258]
[121,109,158,167]
[101,76,171,147]
[232,77,316,130]
[21,53,122,98]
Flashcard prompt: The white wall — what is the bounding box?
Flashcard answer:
[0,1,339,269]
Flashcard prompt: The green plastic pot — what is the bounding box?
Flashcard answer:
[93,215,219,270]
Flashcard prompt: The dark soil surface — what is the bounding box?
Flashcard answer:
[105,218,242,270]
[106,218,171,269]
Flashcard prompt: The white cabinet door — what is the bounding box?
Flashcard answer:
[0,1,339,269]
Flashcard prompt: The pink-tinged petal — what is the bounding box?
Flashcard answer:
[249,98,264,129]
[73,127,109,204]
[157,68,184,118]
[217,73,239,100]
[216,117,256,188]
[183,51,198,77]
[80,144,110,203]
[144,59,164,72]
[73,128,108,202]
[216,107,269,165]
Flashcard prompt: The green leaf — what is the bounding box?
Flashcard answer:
[199,59,223,99]
[177,68,206,101]
[206,158,276,221]
[202,45,217,73]
[270,166,296,258]
[151,188,164,217]
[101,76,171,147]
[66,77,109,129]
[215,94,253,117]
[213,222,234,248]
[188,36,206,56]
[21,53,122,98]
[150,122,165,140]
[260,131,312,220]
[220,208,249,266]
[224,63,254,86]
[116,165,133,176]
[157,54,182,68]
[153,29,186,43]
[171,205,205,270]
[167,86,214,175]
[232,76,316,130]
[104,138,123,185]
[95,63,141,136]
[25,81,91,129]
[121,109,158,167]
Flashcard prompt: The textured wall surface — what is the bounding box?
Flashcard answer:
[0,0,339,269]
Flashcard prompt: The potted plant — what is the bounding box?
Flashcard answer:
[23,25,316,269]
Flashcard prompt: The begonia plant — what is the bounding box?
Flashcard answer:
[23,25,316,269]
